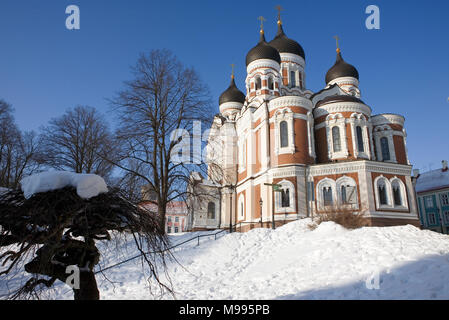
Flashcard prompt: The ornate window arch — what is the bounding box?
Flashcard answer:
[374,176,390,208]
[316,178,337,209]
[326,113,348,159]
[336,176,358,208]
[390,177,408,209]
[349,113,371,159]
[373,125,396,163]
[274,108,295,155]
[255,76,262,90]
[268,76,274,90]
[275,179,295,213]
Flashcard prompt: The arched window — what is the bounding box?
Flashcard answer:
[268,76,274,90]
[255,76,261,90]
[207,202,215,219]
[238,194,245,219]
[298,72,303,89]
[323,187,333,206]
[275,180,295,212]
[378,179,388,205]
[338,177,358,205]
[290,71,296,87]
[380,137,390,161]
[356,126,364,152]
[280,121,288,148]
[332,126,341,152]
[281,189,290,208]
[392,182,402,206]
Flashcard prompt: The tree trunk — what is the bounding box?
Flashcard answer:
[73,271,100,300]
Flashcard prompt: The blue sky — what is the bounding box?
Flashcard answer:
[0,0,448,172]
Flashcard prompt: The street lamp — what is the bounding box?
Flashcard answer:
[264,183,282,230]
[259,198,263,228]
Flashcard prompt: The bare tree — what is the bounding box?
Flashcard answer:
[39,105,117,180]
[0,100,41,189]
[0,186,173,300]
[108,49,213,231]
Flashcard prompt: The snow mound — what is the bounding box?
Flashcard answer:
[20,171,108,200]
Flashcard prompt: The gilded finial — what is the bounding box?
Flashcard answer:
[333,35,341,53]
[257,16,266,33]
[275,5,284,25]
[231,64,235,79]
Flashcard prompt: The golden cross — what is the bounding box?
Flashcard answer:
[333,35,340,52]
[275,5,284,23]
[230,64,235,79]
[258,16,266,31]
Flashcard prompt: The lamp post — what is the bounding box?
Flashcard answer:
[264,183,282,230]
[259,198,263,228]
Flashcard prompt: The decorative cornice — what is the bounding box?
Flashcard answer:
[313,102,371,118]
[269,95,313,112]
[309,160,411,177]
[247,59,281,74]
[371,113,405,127]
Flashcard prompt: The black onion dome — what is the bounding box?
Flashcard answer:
[325,51,359,84]
[246,32,281,67]
[219,77,246,105]
[268,23,305,60]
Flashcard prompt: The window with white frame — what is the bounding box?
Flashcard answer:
[326,113,348,160]
[316,178,337,209]
[280,121,289,148]
[255,76,261,90]
[375,177,390,207]
[380,137,390,161]
[392,180,403,206]
[356,126,364,152]
[374,126,396,162]
[349,113,370,159]
[290,71,296,88]
[374,176,408,210]
[274,108,295,154]
[323,187,333,206]
[268,76,274,90]
[275,180,295,213]
[336,176,358,206]
[332,126,341,152]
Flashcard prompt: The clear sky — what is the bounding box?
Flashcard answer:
[0,0,448,172]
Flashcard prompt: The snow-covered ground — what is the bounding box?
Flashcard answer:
[2,218,449,299]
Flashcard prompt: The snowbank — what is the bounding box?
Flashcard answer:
[2,219,449,300]
[89,219,449,300]
[20,171,108,199]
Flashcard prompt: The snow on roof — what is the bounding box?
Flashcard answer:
[20,171,108,200]
[415,168,449,193]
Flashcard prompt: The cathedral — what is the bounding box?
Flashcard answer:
[188,13,419,232]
